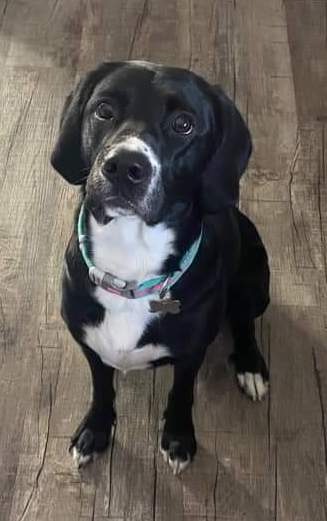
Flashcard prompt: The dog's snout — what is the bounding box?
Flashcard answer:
[102,152,151,185]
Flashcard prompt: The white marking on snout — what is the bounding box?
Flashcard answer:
[104,136,161,177]
[104,136,162,212]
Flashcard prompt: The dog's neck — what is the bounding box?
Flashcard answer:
[87,205,202,285]
[88,212,175,283]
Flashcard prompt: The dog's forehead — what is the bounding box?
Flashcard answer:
[92,63,208,108]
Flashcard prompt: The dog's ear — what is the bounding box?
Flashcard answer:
[201,85,252,212]
[51,62,121,184]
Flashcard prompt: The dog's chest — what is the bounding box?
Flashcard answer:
[83,215,175,372]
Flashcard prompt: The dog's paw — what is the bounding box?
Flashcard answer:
[69,411,114,469]
[71,435,94,468]
[237,371,269,401]
[230,346,269,402]
[160,430,196,475]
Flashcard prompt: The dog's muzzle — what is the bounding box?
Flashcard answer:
[101,150,152,187]
[86,136,163,223]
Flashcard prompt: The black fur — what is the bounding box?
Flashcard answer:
[51,61,270,469]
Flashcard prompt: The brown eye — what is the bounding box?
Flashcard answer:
[95,102,115,121]
[172,113,194,135]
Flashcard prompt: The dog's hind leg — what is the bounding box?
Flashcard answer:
[69,344,116,468]
[228,210,270,401]
[229,316,269,401]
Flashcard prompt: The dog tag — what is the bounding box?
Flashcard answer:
[150,298,181,314]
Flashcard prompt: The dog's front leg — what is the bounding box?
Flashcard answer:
[160,357,203,475]
[70,344,116,468]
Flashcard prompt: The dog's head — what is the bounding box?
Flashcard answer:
[51,61,251,224]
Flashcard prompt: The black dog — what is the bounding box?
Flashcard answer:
[51,61,270,475]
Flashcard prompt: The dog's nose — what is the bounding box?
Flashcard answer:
[102,152,151,185]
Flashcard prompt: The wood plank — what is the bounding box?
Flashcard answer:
[285,0,327,124]
[0,64,73,519]
[0,0,85,68]
[276,433,327,521]
[235,0,298,204]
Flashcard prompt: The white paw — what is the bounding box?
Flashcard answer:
[72,446,93,469]
[237,372,269,401]
[159,446,191,475]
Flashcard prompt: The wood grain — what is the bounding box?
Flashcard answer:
[0,0,326,519]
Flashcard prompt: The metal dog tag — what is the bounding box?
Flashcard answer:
[150,298,181,314]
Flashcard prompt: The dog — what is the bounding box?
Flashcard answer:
[51,60,270,475]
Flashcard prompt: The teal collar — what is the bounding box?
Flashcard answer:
[77,203,203,299]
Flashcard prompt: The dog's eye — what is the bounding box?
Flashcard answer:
[172,113,194,135]
[95,102,115,121]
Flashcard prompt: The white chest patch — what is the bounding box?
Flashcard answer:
[83,214,175,372]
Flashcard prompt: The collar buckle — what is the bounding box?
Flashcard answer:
[89,266,137,293]
[103,273,137,291]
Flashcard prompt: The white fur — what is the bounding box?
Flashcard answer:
[237,372,269,401]
[104,136,161,178]
[83,214,175,372]
[72,447,92,468]
[160,445,191,475]
[103,136,162,213]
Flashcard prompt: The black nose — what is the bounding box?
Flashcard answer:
[102,152,151,185]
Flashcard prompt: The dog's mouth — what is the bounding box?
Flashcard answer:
[84,153,166,225]
[84,190,137,224]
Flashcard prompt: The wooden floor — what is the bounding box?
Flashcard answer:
[0,1,326,519]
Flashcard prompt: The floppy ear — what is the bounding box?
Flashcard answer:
[50,62,121,184]
[201,85,252,212]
